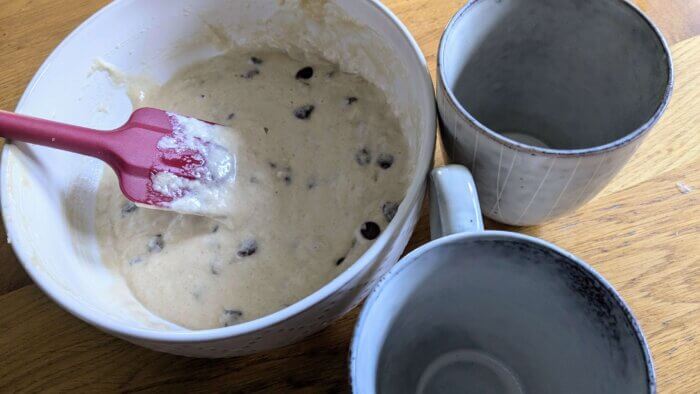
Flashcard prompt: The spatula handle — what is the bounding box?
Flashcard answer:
[0,110,112,160]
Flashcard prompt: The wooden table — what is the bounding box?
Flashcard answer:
[1,0,698,392]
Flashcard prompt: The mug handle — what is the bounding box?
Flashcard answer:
[429,165,484,240]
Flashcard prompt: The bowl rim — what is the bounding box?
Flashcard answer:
[349,230,656,393]
[437,0,674,157]
[1,0,437,343]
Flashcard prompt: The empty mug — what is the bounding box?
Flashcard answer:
[437,0,673,225]
[350,165,654,394]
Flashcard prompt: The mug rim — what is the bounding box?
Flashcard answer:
[350,230,655,393]
[437,0,674,157]
[0,0,437,344]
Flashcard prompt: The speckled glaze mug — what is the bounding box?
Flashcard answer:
[437,0,673,226]
[351,165,654,394]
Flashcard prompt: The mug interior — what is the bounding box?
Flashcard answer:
[2,0,433,335]
[353,234,651,393]
[440,0,671,150]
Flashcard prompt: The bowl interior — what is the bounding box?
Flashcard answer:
[2,0,434,333]
[353,234,651,393]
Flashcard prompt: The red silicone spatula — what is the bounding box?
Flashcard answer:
[0,108,214,208]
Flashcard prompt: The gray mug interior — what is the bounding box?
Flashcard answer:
[440,0,671,150]
[376,235,651,394]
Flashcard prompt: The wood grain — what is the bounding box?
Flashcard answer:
[635,0,700,45]
[0,0,698,393]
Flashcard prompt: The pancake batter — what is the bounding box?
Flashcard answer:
[95,48,411,329]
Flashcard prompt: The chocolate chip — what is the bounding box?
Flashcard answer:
[241,69,260,79]
[294,105,315,120]
[296,66,314,80]
[264,127,269,134]
[382,202,400,222]
[307,179,317,189]
[377,153,395,169]
[212,224,220,233]
[346,97,358,105]
[221,309,243,327]
[200,94,206,98]
[268,161,278,169]
[224,309,242,318]
[121,201,138,217]
[147,235,164,253]
[227,112,235,120]
[335,257,346,266]
[355,148,372,166]
[360,222,381,240]
[250,56,263,65]
[237,239,258,258]
[274,166,292,185]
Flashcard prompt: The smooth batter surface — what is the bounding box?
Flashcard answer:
[96,49,411,329]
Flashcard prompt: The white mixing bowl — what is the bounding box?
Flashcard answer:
[1,0,435,357]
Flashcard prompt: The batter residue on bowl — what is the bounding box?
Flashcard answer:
[95,48,411,329]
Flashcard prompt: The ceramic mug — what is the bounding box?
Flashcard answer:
[351,165,654,393]
[437,0,673,226]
